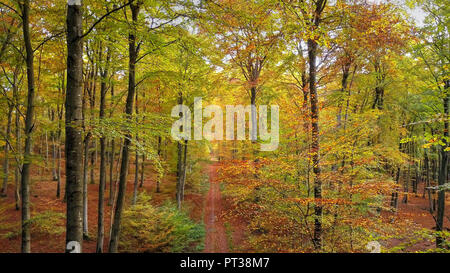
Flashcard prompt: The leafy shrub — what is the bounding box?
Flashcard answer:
[119,193,204,253]
[29,210,66,235]
[1,210,65,240]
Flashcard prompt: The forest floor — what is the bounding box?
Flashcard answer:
[0,160,204,253]
[0,160,447,252]
[203,162,228,252]
[383,187,450,252]
[203,161,246,253]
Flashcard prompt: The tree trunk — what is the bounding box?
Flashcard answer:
[181,140,188,201]
[56,134,62,198]
[176,140,183,208]
[109,85,115,206]
[156,136,161,193]
[96,45,110,252]
[132,89,139,205]
[65,0,84,252]
[90,141,95,184]
[1,105,13,197]
[14,92,21,210]
[436,80,448,248]
[109,2,140,253]
[132,147,139,205]
[250,87,257,142]
[139,153,145,188]
[82,133,90,238]
[20,0,35,253]
[372,60,385,110]
[176,93,183,209]
[424,150,433,213]
[56,100,63,198]
[391,167,401,209]
[308,37,322,251]
[51,131,58,181]
[337,61,350,128]
[403,145,411,204]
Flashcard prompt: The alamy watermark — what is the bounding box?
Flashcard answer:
[171,97,279,151]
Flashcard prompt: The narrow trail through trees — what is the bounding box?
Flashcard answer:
[204,162,228,253]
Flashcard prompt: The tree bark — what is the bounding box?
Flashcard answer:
[372,60,385,110]
[109,85,115,206]
[132,89,139,205]
[391,167,401,209]
[306,0,327,250]
[424,150,433,213]
[82,132,90,238]
[436,80,448,248]
[51,129,58,181]
[176,93,183,209]
[56,97,63,198]
[65,0,84,252]
[14,87,21,210]
[139,153,145,188]
[156,136,161,193]
[96,44,110,252]
[181,140,188,202]
[337,61,350,128]
[250,86,257,142]
[1,105,13,197]
[308,37,322,251]
[109,2,140,253]
[20,0,35,253]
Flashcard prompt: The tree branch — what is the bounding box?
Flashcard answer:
[79,0,135,41]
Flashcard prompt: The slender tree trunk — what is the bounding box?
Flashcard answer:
[109,138,115,206]
[82,132,90,239]
[14,92,21,210]
[90,140,95,184]
[413,163,419,195]
[308,37,322,250]
[56,133,62,198]
[20,0,35,253]
[132,89,139,205]
[436,80,448,248]
[45,131,49,171]
[424,150,433,213]
[109,85,115,206]
[337,62,350,128]
[303,0,327,251]
[176,141,183,208]
[109,3,140,253]
[372,60,385,110]
[132,148,139,205]
[108,139,123,240]
[403,165,410,204]
[181,140,188,201]
[139,153,145,188]
[51,131,58,181]
[176,93,183,209]
[250,87,257,142]
[391,167,401,209]
[1,105,13,197]
[56,91,63,198]
[65,0,84,252]
[155,136,161,193]
[96,45,110,252]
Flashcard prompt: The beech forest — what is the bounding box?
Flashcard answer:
[0,0,448,253]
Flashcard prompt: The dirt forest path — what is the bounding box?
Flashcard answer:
[203,162,229,253]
